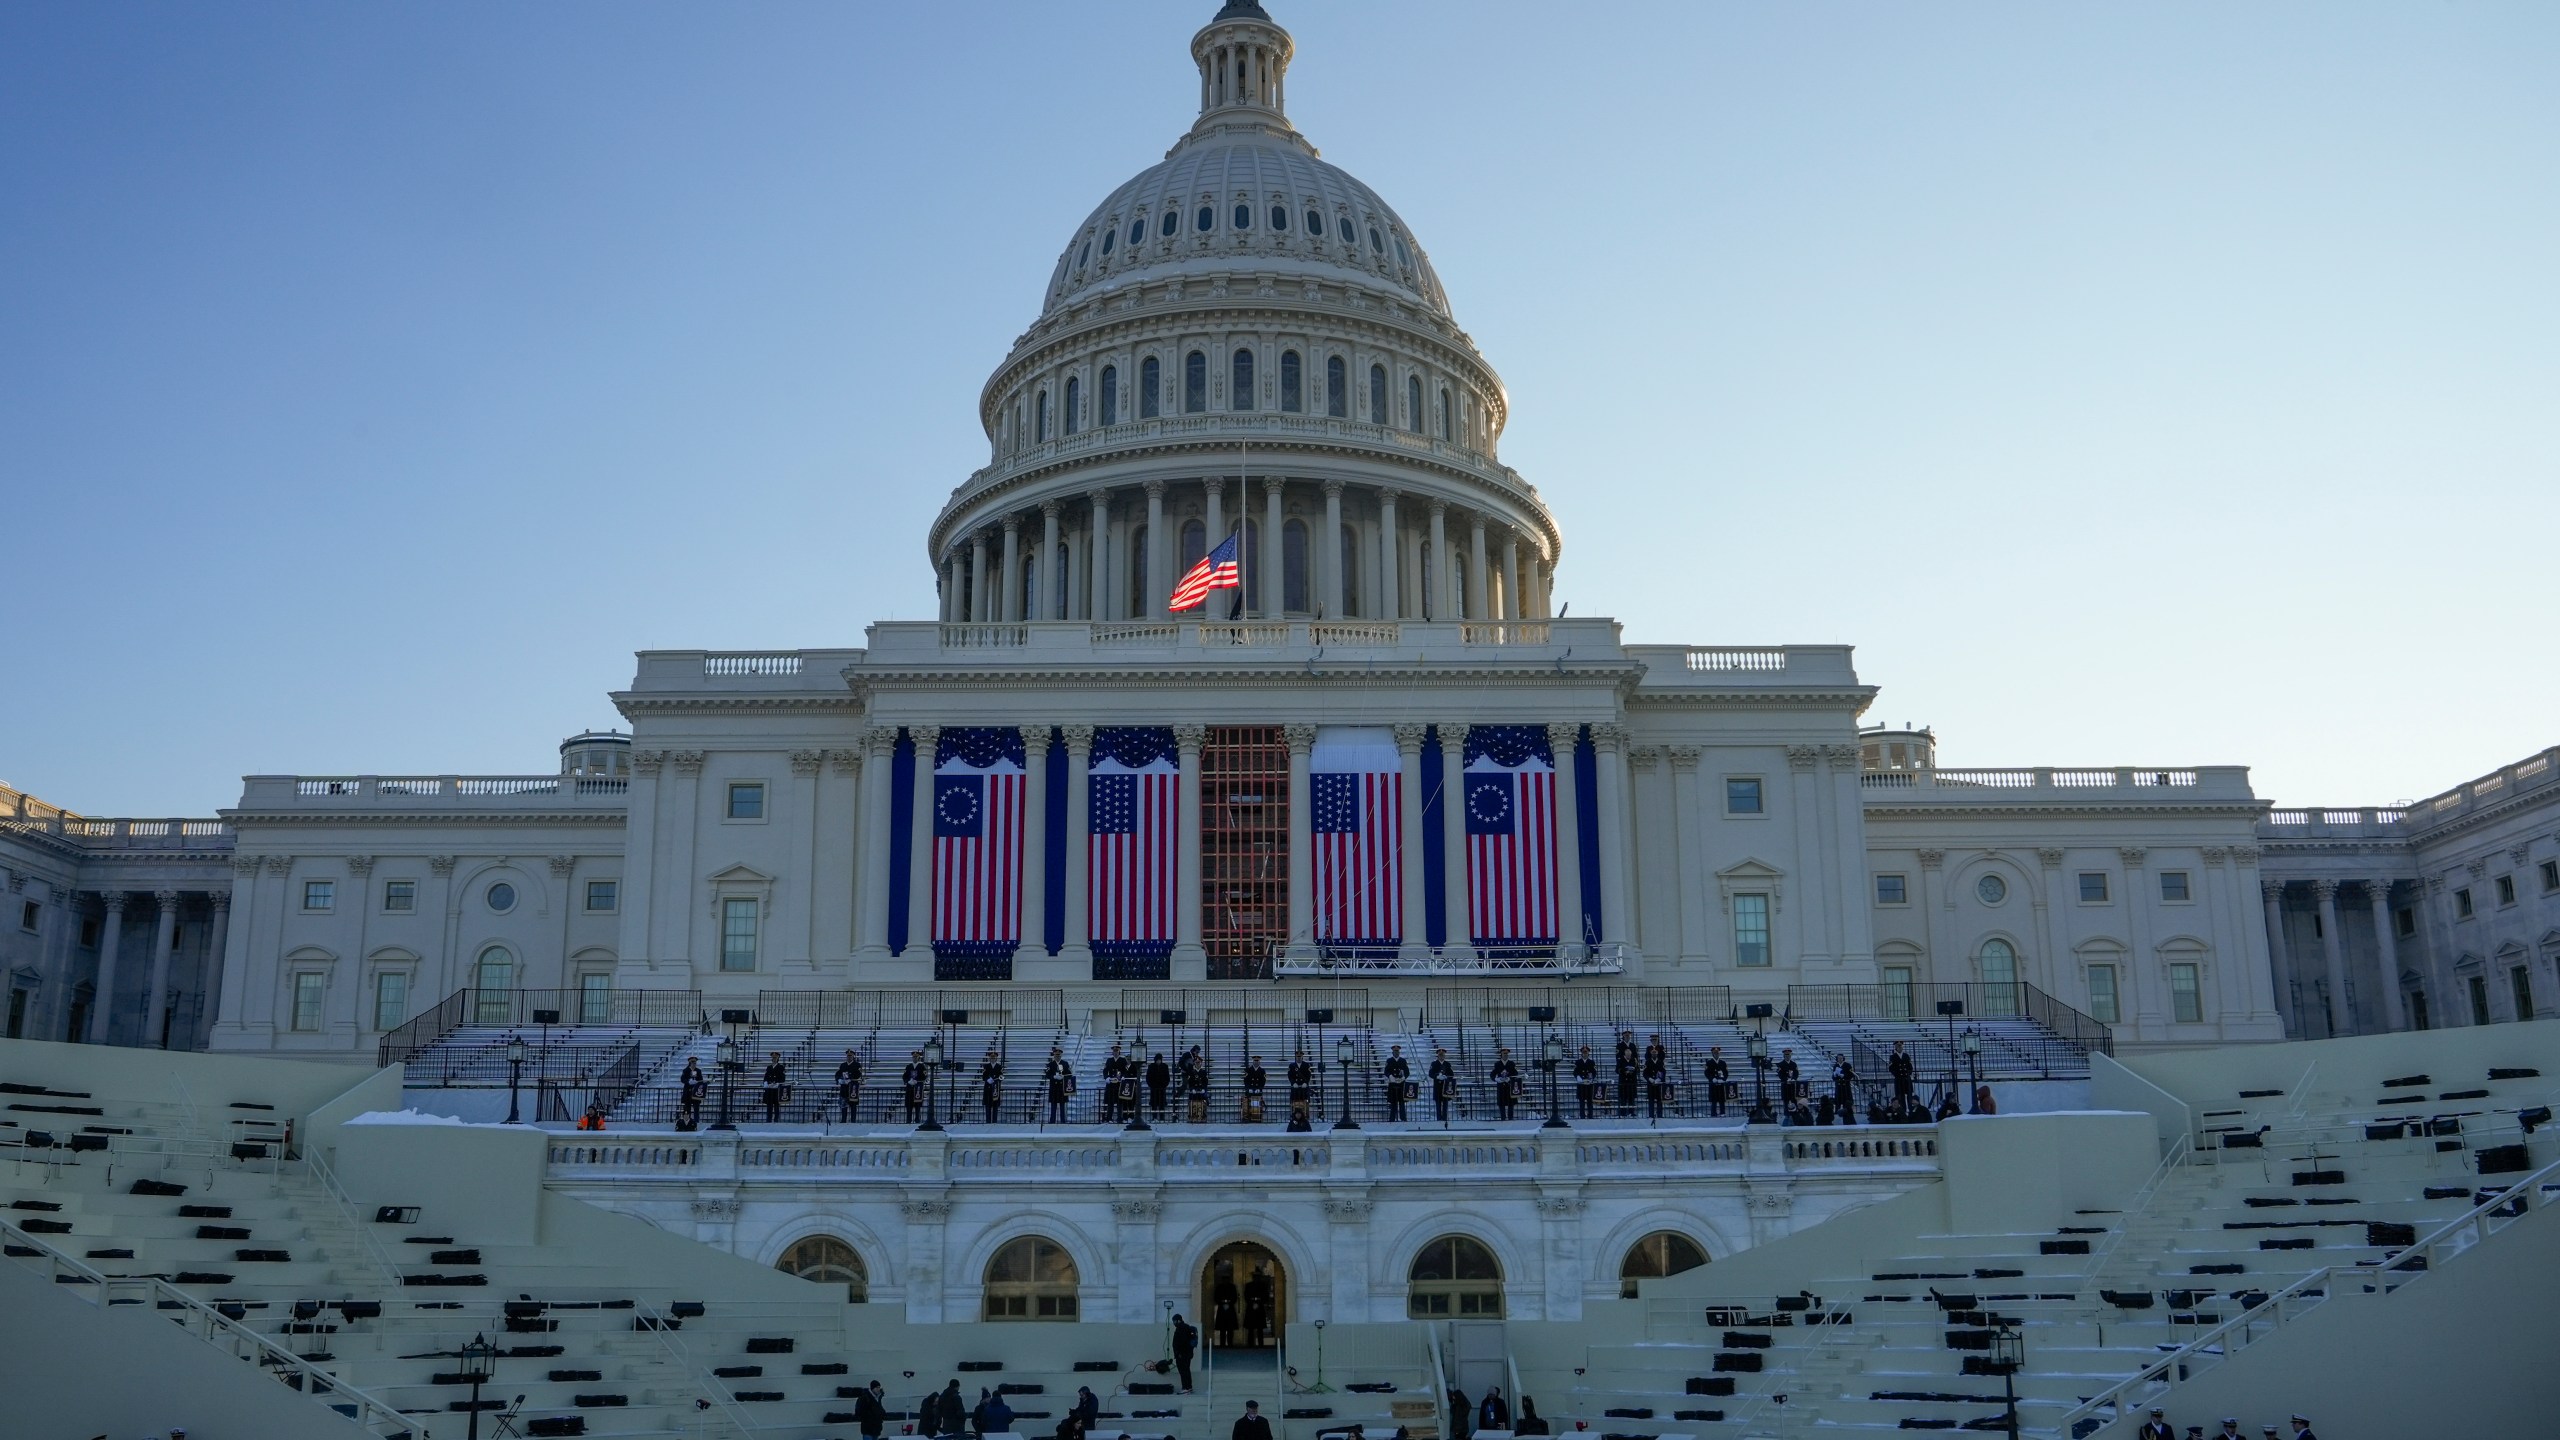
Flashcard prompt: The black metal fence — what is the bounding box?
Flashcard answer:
[1423,984,1735,1031]
[749,987,1068,1033]
[1786,981,2112,1058]
[377,988,706,1067]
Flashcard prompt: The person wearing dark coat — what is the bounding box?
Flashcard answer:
[1171,1312,1198,1392]
[678,1057,709,1128]
[2135,1409,2176,1440]
[834,1050,864,1123]
[1702,1046,1731,1118]
[1287,1052,1317,1127]
[1428,1049,1459,1123]
[761,1054,789,1122]
[1613,1032,1640,1116]
[937,1380,966,1437]
[1641,1037,1669,1119]
[983,1390,1015,1435]
[1213,1275,1241,1347]
[1490,1048,1524,1121]
[902,1051,929,1124]
[1072,1386,1100,1430]
[1888,1041,1916,1105]
[1099,1046,1127,1124]
[1180,1046,1210,1119]
[1832,1056,1857,1124]
[1514,1396,1548,1436]
[1478,1388,1511,1432]
[1383,1045,1412,1122]
[1775,1049,1801,1108]
[1241,1056,1269,1122]
[1233,1401,1274,1440]
[978,1049,1005,1123]
[1147,1052,1173,1117]
[1044,1047,1073,1123]
[1448,1388,1474,1440]
[1573,1046,1600,1119]
[854,1379,888,1440]
[1242,1268,1274,1345]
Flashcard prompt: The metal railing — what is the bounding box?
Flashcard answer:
[378,987,707,1066]
[1273,940,1630,977]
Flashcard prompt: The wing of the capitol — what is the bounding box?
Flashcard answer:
[4,4,2554,1435]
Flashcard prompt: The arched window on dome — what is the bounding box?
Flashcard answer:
[983,1237,1078,1321]
[1619,1232,1708,1299]
[1102,227,1116,258]
[1283,519,1309,614]
[1326,357,1347,418]
[1184,352,1207,413]
[1099,366,1118,427]
[1339,525,1360,615]
[1036,390,1052,443]
[1279,351,1302,413]
[1233,203,1252,231]
[1180,518,1206,575]
[1063,376,1081,436]
[1077,240,1090,269]
[1270,204,1288,232]
[1141,357,1161,419]
[1128,524,1149,616]
[1367,225,1383,252]
[1196,205,1214,233]
[1368,364,1388,425]
[778,1235,869,1304]
[1160,210,1177,239]
[1438,388,1452,441]
[1306,209,1324,237]
[1408,1235,1502,1318]
[1406,375,1423,433]
[1231,348,1255,412]
[1130,217,1145,246]
[1395,235,1413,268]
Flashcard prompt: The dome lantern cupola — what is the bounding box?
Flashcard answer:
[1192,2,1294,133]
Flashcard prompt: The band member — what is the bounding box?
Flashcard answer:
[1573,1045,1600,1119]
[834,1049,864,1124]
[1147,1049,1173,1118]
[760,1053,789,1123]
[1642,1035,1670,1119]
[1044,1046,1074,1123]
[979,1047,1005,1123]
[1115,1049,1143,1122]
[1776,1048,1802,1109]
[1241,1055,1269,1123]
[1428,1047,1459,1123]
[678,1056,708,1128]
[1286,1050,1316,1132]
[1490,1047,1523,1121]
[1180,1045,1209,1123]
[1832,1055,1856,1124]
[902,1050,929,1124]
[1702,1046,1731,1118]
[1613,1031,1640,1116]
[2135,1409,2175,1440]
[1382,1044,1412,1122]
[1099,1044,1127,1124]
[1888,1041,1916,1105]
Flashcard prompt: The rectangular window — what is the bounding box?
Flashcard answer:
[382,879,416,914]
[2543,859,2560,893]
[372,972,408,1033]
[2159,871,2191,902]
[1881,965,1914,1019]
[727,782,765,821]
[721,897,759,972]
[2077,872,2110,903]
[2468,974,2491,1025]
[79,917,101,949]
[2168,963,2202,1024]
[2088,965,2121,1025]
[2512,966,2535,1021]
[585,879,618,913]
[1732,893,1771,967]
[579,973,612,1025]
[302,879,334,913]
[292,973,326,1032]
[17,900,36,934]
[2495,875,2516,906]
[1725,777,1763,815]
[2455,887,2474,919]
[1875,875,1907,905]
[2395,906,2416,937]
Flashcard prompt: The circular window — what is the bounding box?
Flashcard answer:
[1196,205,1213,233]
[487,882,517,914]
[1975,874,2008,906]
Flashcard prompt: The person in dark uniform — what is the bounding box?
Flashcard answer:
[1613,1031,1640,1116]
[1147,1049,1173,1118]
[1702,1046,1731,1118]
[1776,1048,1801,1109]
[1642,1035,1669,1119]
[678,1057,708,1129]
[1287,1051,1316,1128]
[1170,1312,1198,1393]
[1241,1055,1269,1122]
[1888,1040,1916,1110]
[834,1049,864,1124]
[1490,1047,1523,1120]
[761,1053,789,1123]
[978,1046,1005,1123]
[1241,1266,1274,1345]
[1382,1044,1412,1122]
[1831,1055,1856,1125]
[2137,1407,2175,1440]
[1573,1045,1600,1119]
[1099,1044,1127,1124]
[1181,1045,1210,1122]
[902,1050,929,1124]
[2288,1415,2318,1440]
[1044,1046,1073,1123]
[1212,1273,1241,1347]
[1428,1047,1459,1123]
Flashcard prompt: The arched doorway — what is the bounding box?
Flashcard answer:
[1202,1240,1287,1349]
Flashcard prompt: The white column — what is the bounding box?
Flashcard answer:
[1061,727,1094,968]
[906,726,940,957]
[1019,726,1047,953]
[1376,489,1402,621]
[212,865,256,1045]
[2124,848,2163,1032]
[143,891,180,1048]
[940,555,958,622]
[1145,480,1169,617]
[1040,501,1064,620]
[1666,746,1706,959]
[1000,516,1024,623]
[2312,879,2352,1037]
[1172,725,1206,976]
[1393,724,1429,958]
[1502,534,1522,622]
[1592,724,1635,953]
[2260,879,2295,1037]
[968,535,990,623]
[1320,481,1345,617]
[1439,725,1473,959]
[1088,490,1113,623]
[2367,879,2407,1033]
[1285,724,1315,961]
[1427,501,1449,620]
[1205,476,1226,565]
[1262,478,1285,619]
[198,893,233,1050]
[87,893,129,1044]
[1467,514,1489,621]
[1547,724,1589,953]
[856,730,895,962]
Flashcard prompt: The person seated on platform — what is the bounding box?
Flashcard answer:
[577,1100,607,1131]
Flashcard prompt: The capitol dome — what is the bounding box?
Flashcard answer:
[927,1,1556,632]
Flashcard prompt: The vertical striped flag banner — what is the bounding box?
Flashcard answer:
[932,726,1025,956]
[1311,726,1403,949]
[1088,726,1179,963]
[1463,725,1558,947]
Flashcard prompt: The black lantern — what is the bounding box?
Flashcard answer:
[1333,1035,1360,1131]
[919,1034,946,1132]
[504,1035,529,1125]
[1987,1323,2024,1440]
[711,1033,740,1131]
[1540,1032,1568,1130]
[458,1331,497,1440]
[1746,1025,1774,1125]
[1126,1035,1152,1132]
[1961,1028,1983,1110]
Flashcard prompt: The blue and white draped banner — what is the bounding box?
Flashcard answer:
[1311,726,1402,948]
[1088,726,1178,964]
[932,726,1025,956]
[1463,725,1558,947]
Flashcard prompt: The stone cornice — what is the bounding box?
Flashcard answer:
[611,692,866,719]
[1862,800,2269,821]
[222,810,628,829]
[845,662,1638,694]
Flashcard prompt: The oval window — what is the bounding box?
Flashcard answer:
[1234,203,1252,230]
[1161,211,1177,238]
[1077,241,1090,267]
[1306,210,1324,237]
[1196,205,1214,233]
[1131,218,1146,245]
[1271,205,1288,232]
[1101,228,1115,256]
[1367,226,1383,251]
[1395,236,1412,266]
[1976,874,2009,905]
[487,882,517,914]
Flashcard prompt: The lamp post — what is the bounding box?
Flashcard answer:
[1540,1032,1567,1130]
[1746,1025,1775,1125]
[1961,1028,1983,1112]
[1988,1322,2024,1440]
[503,1034,528,1125]
[1126,1035,1153,1132]
[1333,1035,1359,1131]
[711,1033,740,1131]
[919,1034,946,1132]
[458,1331,496,1440]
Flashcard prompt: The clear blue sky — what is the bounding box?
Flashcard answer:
[5,1,2553,817]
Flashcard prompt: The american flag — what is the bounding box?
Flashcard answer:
[1168,532,1241,611]
[1463,725,1557,945]
[932,727,1024,952]
[1089,726,1178,957]
[1311,726,1402,946]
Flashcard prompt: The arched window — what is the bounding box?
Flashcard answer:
[1340,525,1360,615]
[1129,524,1150,616]
[1160,210,1178,239]
[1180,518,1207,573]
[1099,365,1118,427]
[1020,552,1037,620]
[472,946,514,1025]
[1196,205,1214,233]
[779,1235,868,1303]
[1439,388,1453,440]
[1619,1232,1708,1299]
[1184,352,1207,413]
[1283,519,1310,613]
[1101,226,1115,257]
[1233,202,1252,230]
[1129,218,1145,246]
[1406,375,1423,432]
[1279,351,1303,412]
[1408,1236,1503,1318]
[1063,376,1081,436]
[1979,938,2019,1016]
[1035,390,1050,443]
[1231,348,1256,411]
[1325,356,1347,417]
[984,1237,1079,1321]
[1140,357,1161,419]
[1076,241,1089,268]
[1306,209,1325,237]
[1271,204,1289,232]
[1369,364,1388,425]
